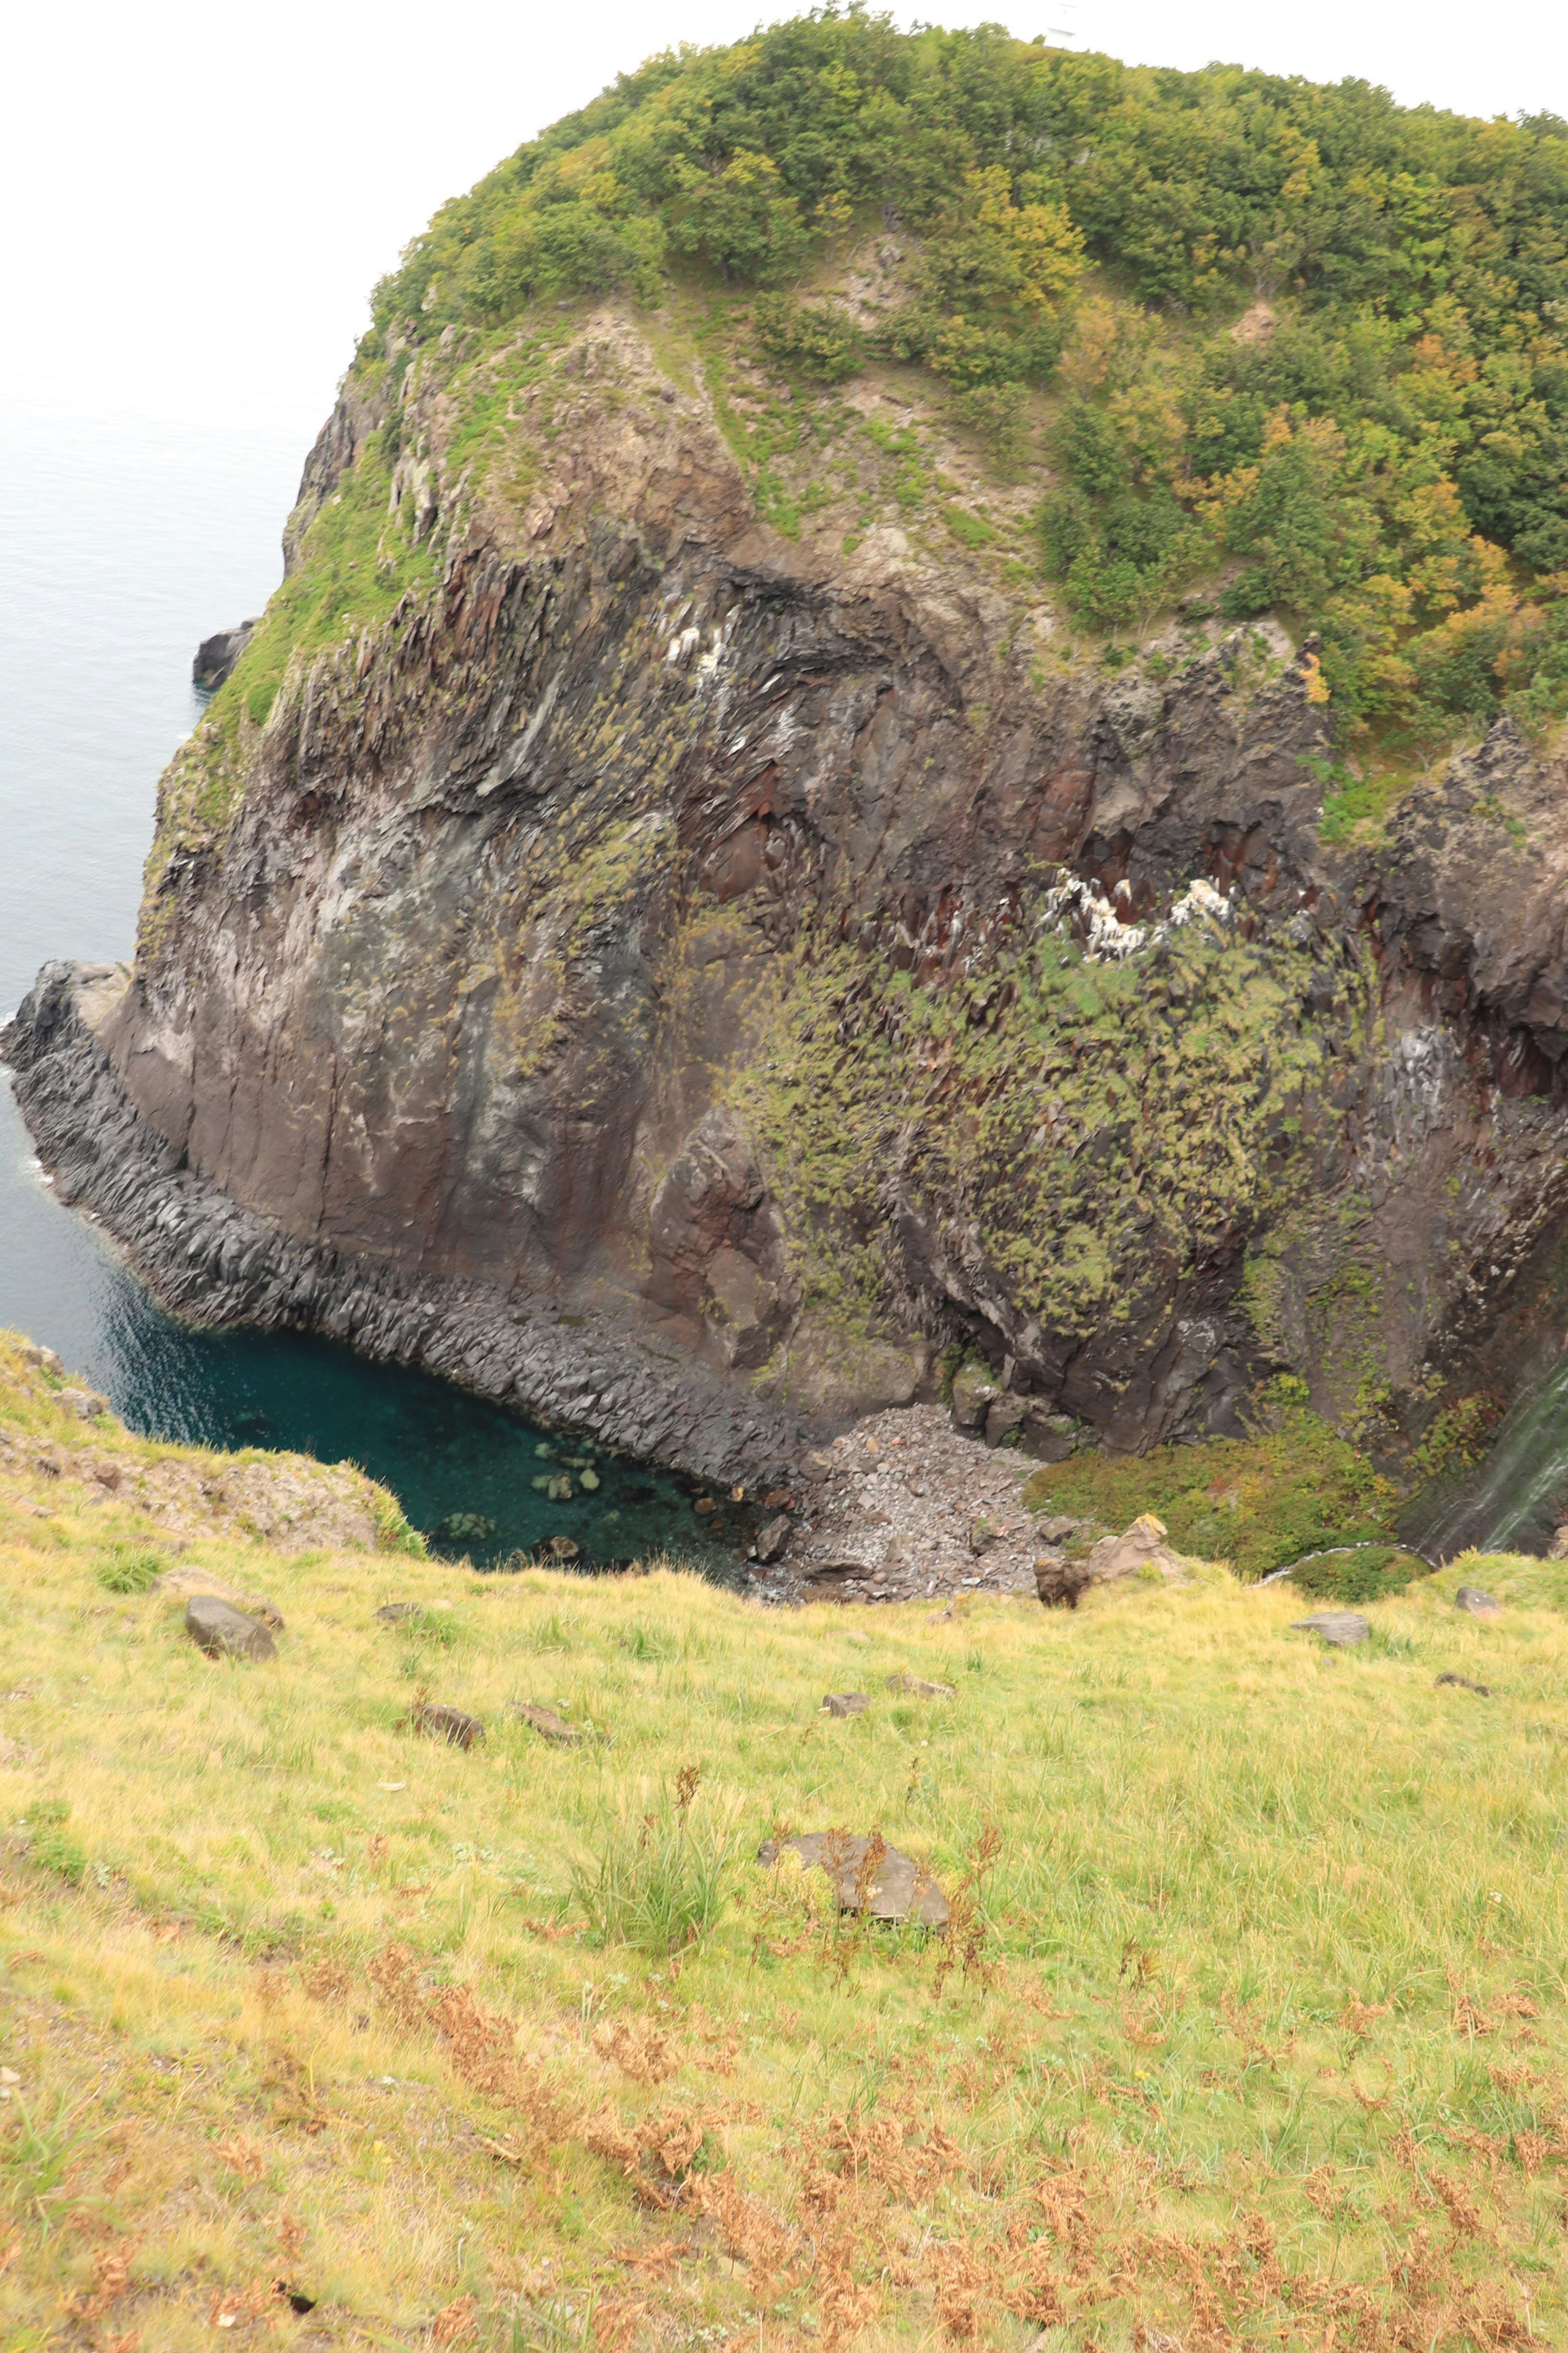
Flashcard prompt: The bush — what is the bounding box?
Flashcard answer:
[95,1546,164,1596]
[571,1770,736,1954]
[753,295,866,383]
[1289,1546,1432,1603]
[1023,1392,1398,1579]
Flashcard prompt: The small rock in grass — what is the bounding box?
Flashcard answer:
[886,1672,955,1700]
[508,1701,582,1746]
[820,1692,869,1717]
[755,1514,792,1565]
[375,1602,420,1624]
[159,1570,284,1631]
[756,1832,949,1927]
[56,1386,109,1421]
[185,1595,276,1663]
[411,1701,483,1748]
[1454,1586,1500,1618]
[1435,1672,1492,1697]
[1292,1610,1369,1648]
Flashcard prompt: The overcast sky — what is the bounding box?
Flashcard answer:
[8,0,1565,448]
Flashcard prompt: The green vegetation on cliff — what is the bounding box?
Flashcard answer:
[361,7,1568,745]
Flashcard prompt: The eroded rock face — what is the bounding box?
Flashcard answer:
[9,305,1568,1481]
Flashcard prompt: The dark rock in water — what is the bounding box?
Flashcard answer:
[1435,1671,1492,1696]
[1292,1610,1370,1648]
[186,1594,276,1662]
[1454,1586,1500,1617]
[1034,1553,1093,1609]
[193,620,259,691]
[757,1831,949,1927]
[820,1691,868,1717]
[508,1700,583,1745]
[433,1511,495,1547]
[411,1701,483,1747]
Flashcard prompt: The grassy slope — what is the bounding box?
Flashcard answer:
[3,1348,1566,2349]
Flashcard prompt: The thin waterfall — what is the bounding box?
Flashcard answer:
[1409,1352,1568,1561]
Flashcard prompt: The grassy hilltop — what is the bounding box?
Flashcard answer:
[3,1336,1568,2349]
[205,7,1568,788]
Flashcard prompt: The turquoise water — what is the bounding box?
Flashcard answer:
[0,402,739,1575]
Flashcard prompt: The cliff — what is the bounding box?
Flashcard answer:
[9,25,1568,1490]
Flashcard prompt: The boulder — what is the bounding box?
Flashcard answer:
[1292,1610,1370,1648]
[950,1364,1000,1433]
[1083,1513,1184,1583]
[982,1395,1029,1448]
[1020,1407,1075,1463]
[820,1692,869,1717]
[185,1595,276,1662]
[160,1570,284,1631]
[756,1832,949,1928]
[1454,1586,1501,1617]
[968,1517,1000,1555]
[508,1701,583,1745]
[1035,1554,1095,1610]
[192,619,259,691]
[886,1672,955,1700]
[56,1387,109,1421]
[411,1701,484,1748]
[754,1513,792,1565]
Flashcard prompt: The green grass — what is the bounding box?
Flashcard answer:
[1023,1395,1399,1579]
[4,1330,1568,2348]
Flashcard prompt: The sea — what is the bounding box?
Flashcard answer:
[0,401,731,1574]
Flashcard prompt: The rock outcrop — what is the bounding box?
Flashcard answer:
[192,621,258,691]
[9,300,1568,1484]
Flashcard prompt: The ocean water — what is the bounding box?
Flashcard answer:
[0,402,738,1574]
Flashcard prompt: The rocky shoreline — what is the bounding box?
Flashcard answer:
[2,963,809,1491]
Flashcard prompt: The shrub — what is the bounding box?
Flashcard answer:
[95,1546,164,1596]
[753,295,866,382]
[571,1769,736,1954]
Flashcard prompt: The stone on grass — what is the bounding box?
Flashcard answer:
[1454,1586,1500,1618]
[820,1692,869,1717]
[756,1832,949,1928]
[411,1701,484,1748]
[185,1595,276,1663]
[508,1701,583,1746]
[158,1569,284,1631]
[1435,1672,1492,1697]
[755,1514,792,1565]
[1034,1554,1094,1610]
[886,1672,956,1700]
[375,1602,419,1624]
[1292,1610,1370,1648]
[56,1387,109,1421]
[1083,1514,1183,1584]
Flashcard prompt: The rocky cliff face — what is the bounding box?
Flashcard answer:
[9,300,1568,1482]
